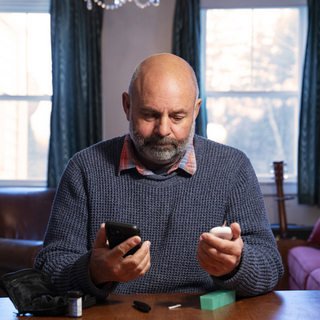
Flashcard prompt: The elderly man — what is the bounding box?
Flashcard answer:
[35,53,283,300]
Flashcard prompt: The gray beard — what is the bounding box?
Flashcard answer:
[130,120,195,166]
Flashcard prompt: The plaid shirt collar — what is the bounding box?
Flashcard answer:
[118,134,197,176]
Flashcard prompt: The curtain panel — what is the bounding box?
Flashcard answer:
[298,0,320,205]
[172,0,207,137]
[47,0,103,188]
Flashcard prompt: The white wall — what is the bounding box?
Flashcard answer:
[264,195,320,226]
[102,0,176,140]
[101,0,320,227]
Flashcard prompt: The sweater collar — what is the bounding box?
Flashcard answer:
[118,134,197,176]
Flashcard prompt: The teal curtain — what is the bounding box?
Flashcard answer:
[298,0,320,205]
[172,0,207,137]
[47,0,103,187]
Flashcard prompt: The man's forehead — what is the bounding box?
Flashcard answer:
[139,105,190,114]
[133,69,197,101]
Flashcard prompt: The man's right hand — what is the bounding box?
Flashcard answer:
[88,223,151,286]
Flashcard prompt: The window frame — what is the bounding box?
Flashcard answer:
[0,1,51,187]
[200,0,307,195]
[201,0,307,9]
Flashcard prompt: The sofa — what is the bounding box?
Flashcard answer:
[287,218,320,290]
[0,187,55,296]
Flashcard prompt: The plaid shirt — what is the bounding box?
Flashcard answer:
[118,134,197,176]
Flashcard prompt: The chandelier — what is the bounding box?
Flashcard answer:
[85,0,160,10]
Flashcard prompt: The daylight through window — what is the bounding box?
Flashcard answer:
[0,13,52,184]
[202,7,307,180]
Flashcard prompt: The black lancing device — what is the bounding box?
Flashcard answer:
[133,300,151,313]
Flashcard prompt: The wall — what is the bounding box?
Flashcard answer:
[264,195,319,227]
[101,0,320,227]
[102,0,176,140]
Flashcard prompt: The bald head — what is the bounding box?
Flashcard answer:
[128,53,199,106]
[122,53,202,169]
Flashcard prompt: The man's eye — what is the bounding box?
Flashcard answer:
[144,114,156,119]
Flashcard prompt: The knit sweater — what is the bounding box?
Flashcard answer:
[34,135,283,299]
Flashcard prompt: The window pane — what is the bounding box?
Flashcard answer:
[205,9,300,92]
[206,95,298,177]
[0,101,51,180]
[0,13,52,96]
[252,9,299,91]
[0,12,51,184]
[206,9,252,91]
[204,7,306,179]
[27,14,52,95]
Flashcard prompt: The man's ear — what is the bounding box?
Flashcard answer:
[194,98,202,119]
[122,92,130,121]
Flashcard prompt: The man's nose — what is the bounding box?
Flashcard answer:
[154,117,171,137]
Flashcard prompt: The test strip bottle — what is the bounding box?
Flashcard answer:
[68,291,83,317]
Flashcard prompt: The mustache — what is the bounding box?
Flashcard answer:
[143,136,178,147]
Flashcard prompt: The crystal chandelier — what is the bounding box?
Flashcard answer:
[85,0,160,10]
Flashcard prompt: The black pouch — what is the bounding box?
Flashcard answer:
[0,269,96,316]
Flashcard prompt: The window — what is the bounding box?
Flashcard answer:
[0,1,51,186]
[201,1,307,183]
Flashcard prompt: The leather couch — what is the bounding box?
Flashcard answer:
[0,187,55,296]
[287,218,320,290]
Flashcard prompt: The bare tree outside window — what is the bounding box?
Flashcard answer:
[202,8,307,180]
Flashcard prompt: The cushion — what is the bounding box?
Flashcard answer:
[287,246,320,290]
[0,187,55,240]
[306,268,320,290]
[288,275,301,290]
[308,218,320,247]
[0,239,43,270]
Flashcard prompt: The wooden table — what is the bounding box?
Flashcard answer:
[1,290,319,319]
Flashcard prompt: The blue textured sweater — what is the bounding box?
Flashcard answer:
[35,135,283,299]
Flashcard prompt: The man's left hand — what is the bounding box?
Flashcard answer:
[197,223,243,277]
